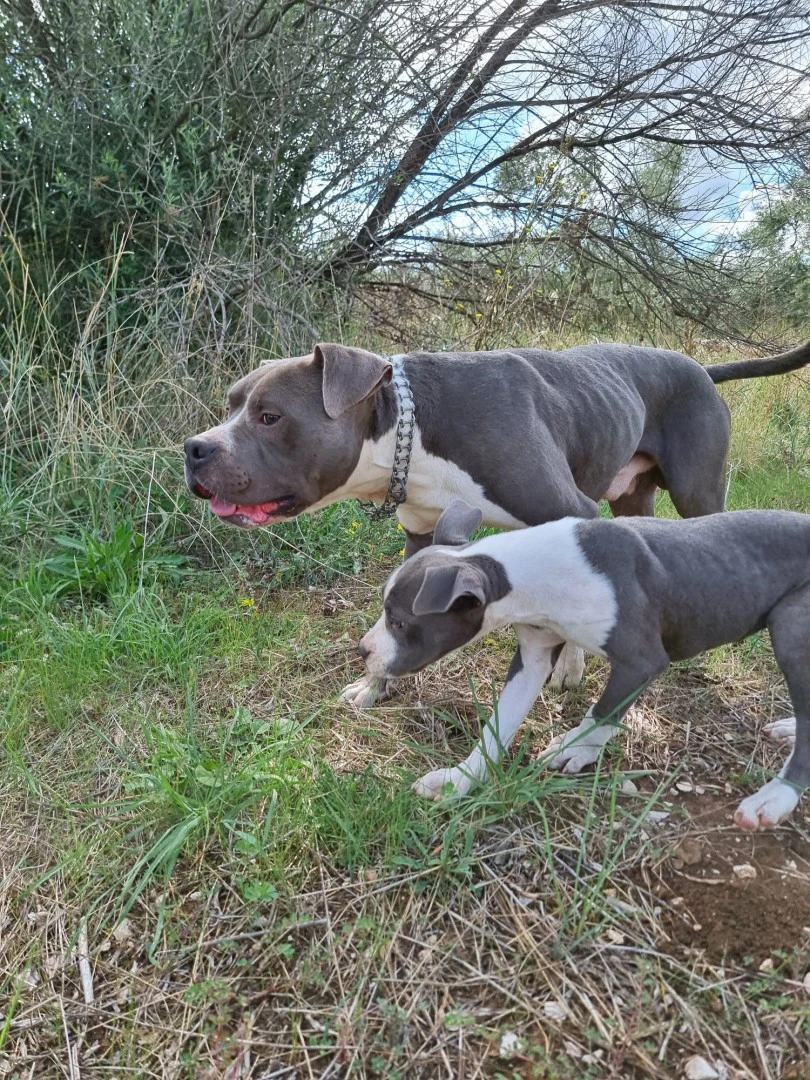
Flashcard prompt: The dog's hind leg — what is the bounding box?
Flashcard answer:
[735,584,810,830]
[607,469,659,519]
[655,396,731,518]
[543,650,669,774]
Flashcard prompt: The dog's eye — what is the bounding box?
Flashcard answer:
[260,413,281,426]
[389,618,405,631]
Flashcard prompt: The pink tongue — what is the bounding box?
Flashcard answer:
[209,497,283,521]
[210,497,238,517]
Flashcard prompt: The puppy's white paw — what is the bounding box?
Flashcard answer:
[412,767,475,801]
[734,777,800,831]
[764,717,796,745]
[541,720,613,774]
[339,675,395,710]
[547,643,586,690]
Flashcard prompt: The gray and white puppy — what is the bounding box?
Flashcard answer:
[360,500,810,831]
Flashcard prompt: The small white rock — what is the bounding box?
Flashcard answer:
[112,918,134,944]
[684,1054,720,1080]
[499,1032,525,1058]
[733,863,757,880]
[563,1040,583,1059]
[758,957,774,972]
[675,781,694,793]
[620,779,639,795]
[542,1001,567,1021]
[647,811,670,824]
[802,971,810,993]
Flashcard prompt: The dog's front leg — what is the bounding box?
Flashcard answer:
[413,627,560,800]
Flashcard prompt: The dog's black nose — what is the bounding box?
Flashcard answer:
[358,640,370,661]
[184,437,217,465]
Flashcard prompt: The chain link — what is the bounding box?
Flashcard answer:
[358,357,415,520]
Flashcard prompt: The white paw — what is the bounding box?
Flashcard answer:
[339,675,392,710]
[540,720,614,774]
[412,767,475,800]
[547,643,586,690]
[734,777,800,831]
[764,717,796,745]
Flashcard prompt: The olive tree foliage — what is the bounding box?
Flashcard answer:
[732,174,810,328]
[1,0,808,359]
[1,0,436,356]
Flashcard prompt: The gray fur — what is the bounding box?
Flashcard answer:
[575,511,810,664]
[432,501,483,547]
[574,512,810,800]
[186,339,809,530]
[184,338,809,713]
[706,339,810,384]
[412,561,488,615]
[400,343,732,524]
[316,343,393,420]
[574,509,810,790]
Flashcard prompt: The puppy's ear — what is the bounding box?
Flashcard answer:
[313,343,393,419]
[412,561,486,616]
[433,500,483,547]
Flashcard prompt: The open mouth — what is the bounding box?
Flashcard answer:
[208,494,297,527]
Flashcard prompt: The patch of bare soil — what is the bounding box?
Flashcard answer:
[648,793,810,963]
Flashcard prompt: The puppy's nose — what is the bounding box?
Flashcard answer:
[358,639,370,661]
[184,437,217,466]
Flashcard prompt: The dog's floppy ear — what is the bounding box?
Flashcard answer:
[433,500,483,547]
[313,343,393,419]
[412,561,487,616]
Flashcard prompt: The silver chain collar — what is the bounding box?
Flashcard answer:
[359,356,415,520]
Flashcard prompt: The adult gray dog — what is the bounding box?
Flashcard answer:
[359,500,810,831]
[184,339,810,707]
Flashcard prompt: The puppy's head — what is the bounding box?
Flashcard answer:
[360,501,510,677]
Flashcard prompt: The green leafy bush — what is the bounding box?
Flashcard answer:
[40,520,188,600]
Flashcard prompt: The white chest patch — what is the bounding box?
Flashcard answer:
[395,431,527,535]
[306,424,527,533]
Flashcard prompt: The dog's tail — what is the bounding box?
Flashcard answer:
[706,340,810,384]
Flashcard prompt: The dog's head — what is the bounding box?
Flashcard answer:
[184,344,393,528]
[360,501,511,677]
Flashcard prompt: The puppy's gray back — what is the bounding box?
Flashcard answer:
[576,511,810,661]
